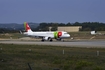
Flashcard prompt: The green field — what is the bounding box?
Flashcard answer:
[0,44,105,70]
[69,31,105,39]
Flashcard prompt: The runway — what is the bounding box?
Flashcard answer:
[0,40,105,48]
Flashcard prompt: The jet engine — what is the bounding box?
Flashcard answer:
[44,37,49,40]
[42,37,53,42]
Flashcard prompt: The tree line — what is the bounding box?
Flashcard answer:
[0,22,105,33]
[34,22,105,31]
[0,28,19,33]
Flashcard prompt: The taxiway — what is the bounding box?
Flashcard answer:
[0,40,105,48]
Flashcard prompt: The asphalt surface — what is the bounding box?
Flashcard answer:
[0,40,105,48]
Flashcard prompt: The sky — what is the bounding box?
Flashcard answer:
[0,0,105,24]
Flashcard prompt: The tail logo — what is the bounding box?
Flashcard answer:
[24,22,31,32]
[26,23,31,31]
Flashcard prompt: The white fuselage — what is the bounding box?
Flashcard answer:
[23,22,70,41]
[24,31,70,39]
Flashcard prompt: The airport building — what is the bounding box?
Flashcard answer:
[57,26,82,32]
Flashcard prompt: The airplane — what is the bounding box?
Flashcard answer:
[23,22,70,42]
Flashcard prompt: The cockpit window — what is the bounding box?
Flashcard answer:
[64,33,67,34]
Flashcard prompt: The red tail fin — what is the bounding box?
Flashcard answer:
[24,22,32,32]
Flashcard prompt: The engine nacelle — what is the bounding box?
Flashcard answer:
[44,37,49,40]
[56,38,61,41]
[42,37,53,41]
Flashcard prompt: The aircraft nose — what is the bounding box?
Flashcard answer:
[67,34,70,37]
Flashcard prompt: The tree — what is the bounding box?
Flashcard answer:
[66,22,71,26]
